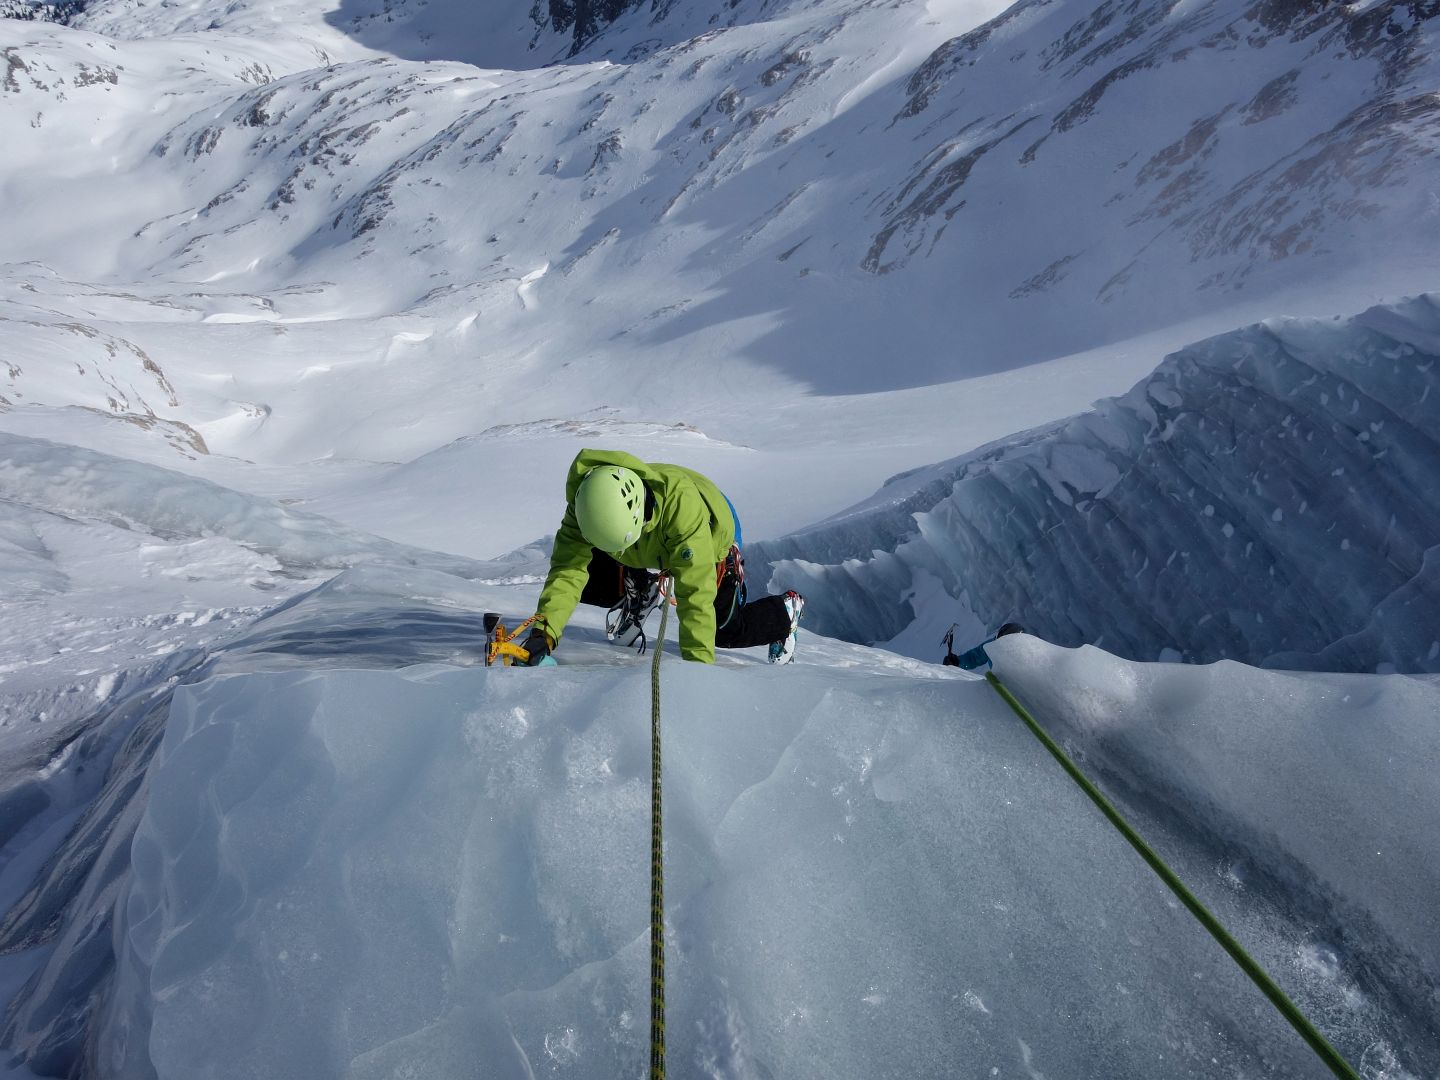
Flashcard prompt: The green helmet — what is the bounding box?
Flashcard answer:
[575,465,646,551]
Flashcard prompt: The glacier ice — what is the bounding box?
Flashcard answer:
[2,567,1437,1077]
[754,294,1440,674]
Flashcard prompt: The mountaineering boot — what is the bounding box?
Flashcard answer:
[767,591,805,664]
[606,568,661,652]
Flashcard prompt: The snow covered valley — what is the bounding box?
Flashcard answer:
[3,0,1440,1075]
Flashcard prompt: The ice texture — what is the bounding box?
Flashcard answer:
[3,568,1436,1078]
[755,295,1440,673]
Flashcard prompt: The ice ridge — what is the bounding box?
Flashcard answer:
[753,294,1440,672]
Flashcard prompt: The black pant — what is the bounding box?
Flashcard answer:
[578,550,791,648]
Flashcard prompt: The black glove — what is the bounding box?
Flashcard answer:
[522,627,553,666]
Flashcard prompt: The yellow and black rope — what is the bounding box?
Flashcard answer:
[649,598,670,1079]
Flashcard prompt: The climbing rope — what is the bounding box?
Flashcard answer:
[649,598,670,1080]
[984,672,1360,1080]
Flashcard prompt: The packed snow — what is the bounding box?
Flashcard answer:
[3,0,1439,1076]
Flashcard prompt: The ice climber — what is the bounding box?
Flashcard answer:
[523,449,805,665]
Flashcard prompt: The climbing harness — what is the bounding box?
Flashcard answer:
[715,543,747,632]
[717,493,747,632]
[649,596,670,1080]
[984,671,1360,1080]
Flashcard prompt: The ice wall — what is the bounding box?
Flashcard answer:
[68,656,1389,1079]
[4,567,1437,1077]
[755,295,1440,673]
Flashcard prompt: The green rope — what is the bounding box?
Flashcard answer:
[984,672,1359,1080]
[649,600,670,1080]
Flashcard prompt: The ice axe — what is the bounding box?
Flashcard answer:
[943,622,1024,670]
[484,612,557,667]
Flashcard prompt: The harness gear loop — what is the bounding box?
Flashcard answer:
[649,599,670,1080]
[715,544,747,631]
[984,672,1359,1080]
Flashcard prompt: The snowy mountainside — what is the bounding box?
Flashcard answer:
[4,0,1438,430]
[0,3,78,23]
[66,0,656,67]
[2,565,1435,1078]
[4,0,1437,564]
[757,293,1440,673]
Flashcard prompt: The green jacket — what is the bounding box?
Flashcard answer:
[537,449,735,663]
